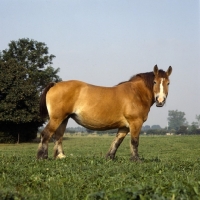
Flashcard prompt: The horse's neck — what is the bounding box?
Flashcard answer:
[130,79,155,107]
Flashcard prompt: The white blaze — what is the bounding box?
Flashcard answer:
[158,78,165,103]
[160,78,164,94]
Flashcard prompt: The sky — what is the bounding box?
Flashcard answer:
[0,0,200,128]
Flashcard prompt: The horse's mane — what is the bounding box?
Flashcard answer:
[117,70,167,91]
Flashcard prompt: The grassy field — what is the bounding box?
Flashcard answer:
[0,135,200,200]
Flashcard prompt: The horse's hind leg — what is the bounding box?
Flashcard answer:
[53,118,68,159]
[106,127,129,160]
[37,118,63,159]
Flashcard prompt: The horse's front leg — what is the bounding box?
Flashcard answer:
[130,136,140,161]
[129,120,143,161]
[106,127,129,160]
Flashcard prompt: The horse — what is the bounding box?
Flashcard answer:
[37,65,172,161]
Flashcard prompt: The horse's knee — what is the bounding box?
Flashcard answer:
[131,137,139,147]
[40,128,51,143]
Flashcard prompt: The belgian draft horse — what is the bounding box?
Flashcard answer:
[37,65,172,161]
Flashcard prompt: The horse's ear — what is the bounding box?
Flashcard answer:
[153,65,158,75]
[166,66,172,76]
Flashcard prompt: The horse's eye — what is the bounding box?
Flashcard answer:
[154,81,156,85]
[167,82,170,85]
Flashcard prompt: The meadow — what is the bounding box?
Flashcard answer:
[0,135,200,200]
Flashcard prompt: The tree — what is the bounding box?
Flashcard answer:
[176,126,188,135]
[151,125,161,129]
[195,115,200,128]
[0,38,61,142]
[187,123,198,135]
[0,38,61,93]
[168,110,188,131]
[142,125,150,130]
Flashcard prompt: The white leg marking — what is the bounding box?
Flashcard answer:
[56,153,66,159]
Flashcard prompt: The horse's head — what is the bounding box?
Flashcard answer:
[153,65,172,107]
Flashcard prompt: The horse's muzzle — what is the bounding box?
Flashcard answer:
[155,96,166,107]
[156,102,165,107]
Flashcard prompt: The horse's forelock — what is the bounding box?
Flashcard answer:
[158,69,168,78]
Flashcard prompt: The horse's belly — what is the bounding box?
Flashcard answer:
[71,111,127,130]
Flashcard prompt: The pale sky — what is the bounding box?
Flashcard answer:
[0,0,200,128]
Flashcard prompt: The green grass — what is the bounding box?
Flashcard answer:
[0,135,200,199]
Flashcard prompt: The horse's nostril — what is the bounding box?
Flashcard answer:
[155,96,166,103]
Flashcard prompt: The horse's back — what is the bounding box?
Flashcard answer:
[48,80,120,101]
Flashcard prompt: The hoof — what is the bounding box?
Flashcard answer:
[37,150,48,159]
[56,153,66,159]
[37,153,48,159]
[105,153,115,160]
[130,156,142,162]
[37,143,48,159]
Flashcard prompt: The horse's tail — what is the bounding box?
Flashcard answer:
[40,82,56,118]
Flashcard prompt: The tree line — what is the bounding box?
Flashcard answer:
[66,127,118,135]
[167,110,200,135]
[140,111,200,135]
